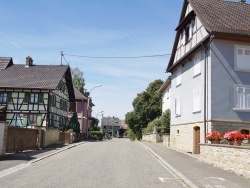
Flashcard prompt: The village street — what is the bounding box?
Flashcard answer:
[0,138,250,188]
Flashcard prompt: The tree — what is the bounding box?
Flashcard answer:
[68,112,80,133]
[161,109,171,133]
[90,117,100,131]
[71,67,85,94]
[125,79,163,140]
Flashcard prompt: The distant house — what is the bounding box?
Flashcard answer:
[158,76,171,113]
[0,56,75,129]
[101,116,120,137]
[166,0,250,154]
[69,87,95,137]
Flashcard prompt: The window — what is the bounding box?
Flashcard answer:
[185,24,190,43]
[28,114,37,125]
[176,66,182,87]
[175,97,181,116]
[59,116,66,127]
[235,46,250,70]
[60,99,68,111]
[235,85,250,110]
[30,93,39,103]
[0,93,7,103]
[193,88,201,113]
[193,53,201,77]
[51,114,54,127]
[38,93,44,103]
[51,95,56,106]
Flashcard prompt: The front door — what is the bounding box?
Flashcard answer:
[193,126,200,154]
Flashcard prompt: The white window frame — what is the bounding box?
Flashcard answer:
[193,88,201,113]
[193,52,201,77]
[235,45,250,71]
[234,84,250,111]
[176,66,182,87]
[175,97,181,117]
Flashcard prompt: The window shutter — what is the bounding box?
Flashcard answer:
[7,93,12,102]
[24,93,29,103]
[193,88,201,112]
[175,97,181,115]
[51,114,54,127]
[38,93,44,103]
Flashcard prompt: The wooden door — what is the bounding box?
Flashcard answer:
[193,127,200,154]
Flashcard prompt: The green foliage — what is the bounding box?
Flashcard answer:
[143,109,171,134]
[125,79,163,140]
[127,128,136,141]
[161,109,171,133]
[71,67,85,94]
[90,131,103,141]
[90,117,100,131]
[68,112,80,133]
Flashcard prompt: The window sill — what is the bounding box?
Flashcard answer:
[176,83,182,88]
[175,114,181,117]
[233,108,250,112]
[193,72,201,78]
[234,68,250,73]
[192,110,201,114]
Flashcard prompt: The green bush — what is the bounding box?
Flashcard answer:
[127,128,136,141]
[90,131,103,141]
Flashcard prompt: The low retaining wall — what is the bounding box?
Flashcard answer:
[200,144,250,179]
[162,134,170,147]
[142,133,170,146]
[44,128,60,147]
[0,122,8,156]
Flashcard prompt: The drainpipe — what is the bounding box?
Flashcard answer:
[202,35,214,143]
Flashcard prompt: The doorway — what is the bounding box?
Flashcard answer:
[193,126,200,154]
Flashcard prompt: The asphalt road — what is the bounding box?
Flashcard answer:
[0,139,183,188]
[0,138,250,188]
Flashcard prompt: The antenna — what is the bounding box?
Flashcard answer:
[61,51,63,65]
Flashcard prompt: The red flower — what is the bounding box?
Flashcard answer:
[206,131,223,141]
[224,131,245,141]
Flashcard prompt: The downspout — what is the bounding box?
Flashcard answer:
[202,34,214,143]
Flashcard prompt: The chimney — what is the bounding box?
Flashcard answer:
[239,0,246,3]
[26,56,33,67]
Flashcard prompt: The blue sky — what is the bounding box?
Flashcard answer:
[1,0,248,120]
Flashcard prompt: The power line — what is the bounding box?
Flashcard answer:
[63,53,171,59]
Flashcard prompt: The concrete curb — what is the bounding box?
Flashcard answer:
[29,141,86,164]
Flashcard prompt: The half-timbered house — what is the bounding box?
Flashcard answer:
[0,56,75,129]
[167,0,250,153]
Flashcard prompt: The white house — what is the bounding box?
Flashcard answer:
[166,0,250,154]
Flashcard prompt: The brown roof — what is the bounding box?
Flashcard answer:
[74,87,87,100]
[0,59,75,102]
[167,0,250,72]
[189,0,250,36]
[0,57,13,70]
[120,120,128,129]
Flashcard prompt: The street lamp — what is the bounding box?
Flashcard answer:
[96,111,103,118]
[86,84,102,139]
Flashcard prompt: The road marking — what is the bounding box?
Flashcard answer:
[159,177,173,182]
[141,142,199,188]
[209,177,225,181]
[0,163,31,179]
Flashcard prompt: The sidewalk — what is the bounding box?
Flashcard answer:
[0,141,85,172]
[142,141,250,188]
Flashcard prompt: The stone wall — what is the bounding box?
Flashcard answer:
[200,144,250,179]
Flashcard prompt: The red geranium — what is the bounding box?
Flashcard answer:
[206,131,223,141]
[224,131,245,141]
